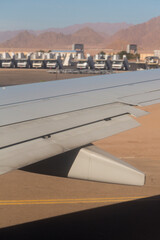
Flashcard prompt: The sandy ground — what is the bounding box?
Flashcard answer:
[0,69,160,239]
[0,68,95,86]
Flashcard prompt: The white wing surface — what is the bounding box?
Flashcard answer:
[1,69,160,185]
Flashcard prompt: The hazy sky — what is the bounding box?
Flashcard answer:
[1,0,160,30]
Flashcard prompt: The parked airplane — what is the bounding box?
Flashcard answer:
[1,69,160,186]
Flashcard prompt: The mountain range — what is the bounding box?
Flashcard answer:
[0,17,160,51]
[0,22,131,43]
[0,28,107,49]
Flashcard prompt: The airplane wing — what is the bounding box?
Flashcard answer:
[1,69,160,186]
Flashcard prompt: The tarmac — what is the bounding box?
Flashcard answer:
[0,69,160,239]
[0,68,95,86]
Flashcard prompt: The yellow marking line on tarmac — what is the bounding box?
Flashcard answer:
[0,196,146,205]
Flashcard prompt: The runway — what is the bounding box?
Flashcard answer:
[0,69,160,239]
[0,196,146,205]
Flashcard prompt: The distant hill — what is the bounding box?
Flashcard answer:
[106,16,160,51]
[0,30,24,43]
[0,22,131,44]
[71,27,107,45]
[0,31,37,48]
[0,27,106,49]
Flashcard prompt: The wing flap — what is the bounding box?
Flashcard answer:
[0,103,147,148]
[0,115,139,175]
